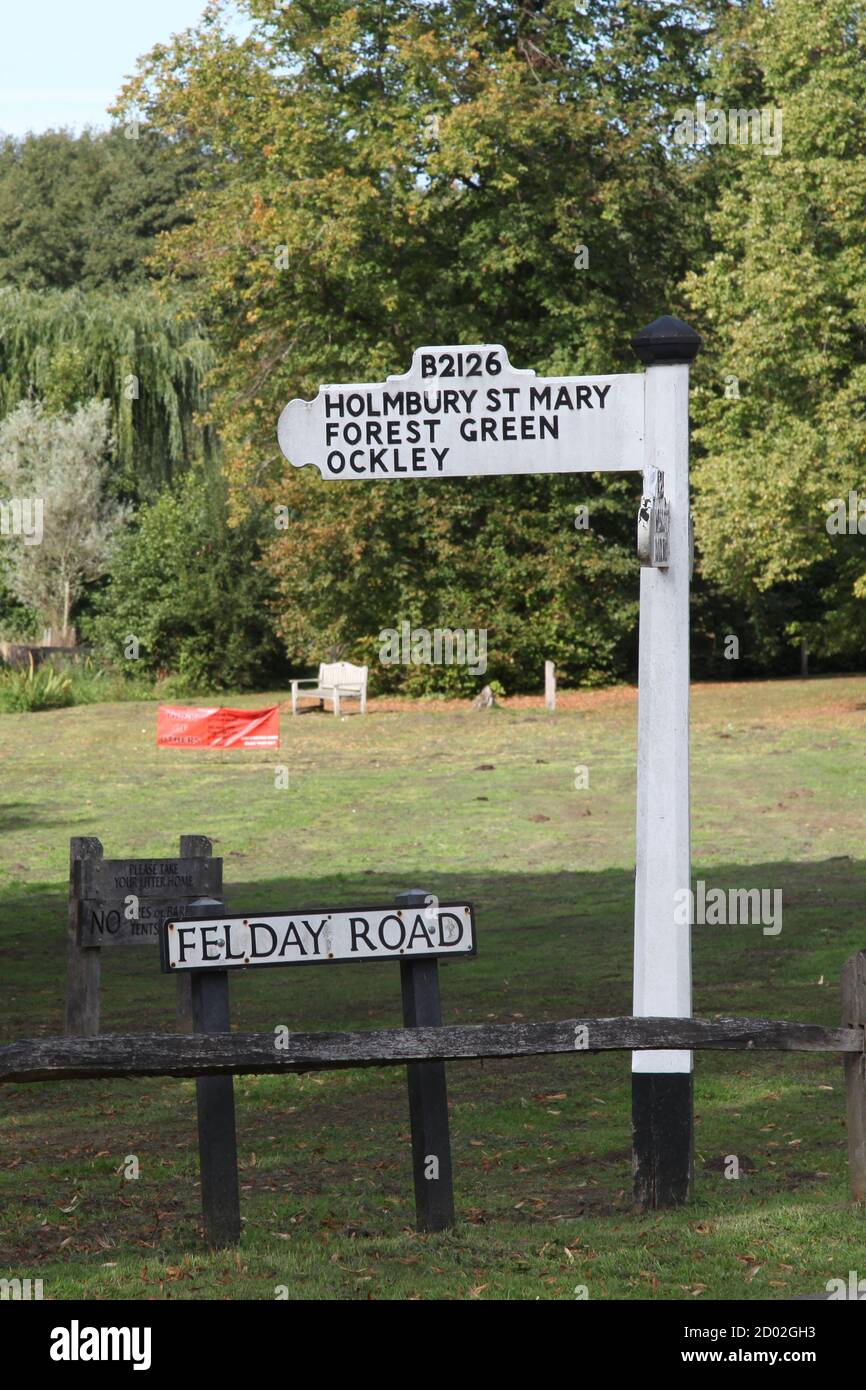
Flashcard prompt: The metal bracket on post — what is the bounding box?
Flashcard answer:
[637,469,670,570]
[396,889,455,1233]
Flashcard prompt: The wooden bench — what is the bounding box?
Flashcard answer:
[291,662,368,716]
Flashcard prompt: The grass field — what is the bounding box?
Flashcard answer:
[1,675,865,1300]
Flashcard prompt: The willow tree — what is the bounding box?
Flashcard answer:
[0,286,215,497]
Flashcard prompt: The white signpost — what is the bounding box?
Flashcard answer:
[277,315,702,1208]
[277,346,644,480]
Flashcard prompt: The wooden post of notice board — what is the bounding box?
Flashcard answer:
[65,834,222,1037]
[65,837,103,1037]
[176,835,215,1032]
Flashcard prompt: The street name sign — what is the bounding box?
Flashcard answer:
[278,345,644,480]
[160,901,477,972]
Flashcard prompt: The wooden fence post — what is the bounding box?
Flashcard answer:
[396,889,455,1233]
[65,838,103,1036]
[176,836,216,1032]
[544,660,556,711]
[841,950,866,1206]
[189,897,241,1248]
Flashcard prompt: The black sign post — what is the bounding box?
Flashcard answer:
[187,896,242,1249]
[396,889,455,1233]
[65,835,222,1036]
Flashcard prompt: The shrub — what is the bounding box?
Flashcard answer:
[87,466,286,690]
[0,661,73,712]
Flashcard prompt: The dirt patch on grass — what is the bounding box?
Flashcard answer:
[277,687,639,716]
[275,675,866,724]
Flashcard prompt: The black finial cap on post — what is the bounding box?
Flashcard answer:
[632,315,702,366]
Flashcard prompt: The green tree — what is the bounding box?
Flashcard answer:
[115,0,725,687]
[0,126,202,291]
[88,468,285,690]
[0,577,38,640]
[0,399,128,635]
[685,0,866,668]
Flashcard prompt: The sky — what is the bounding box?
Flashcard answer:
[0,1,248,137]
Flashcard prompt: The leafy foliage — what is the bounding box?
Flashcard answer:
[0,399,128,633]
[272,471,640,693]
[0,127,202,291]
[0,286,215,498]
[114,0,725,688]
[87,466,285,690]
[686,0,866,664]
[0,576,38,640]
[0,661,73,712]
[2,2,861,688]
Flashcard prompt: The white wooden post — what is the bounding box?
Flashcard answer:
[630,316,701,1208]
[544,660,556,711]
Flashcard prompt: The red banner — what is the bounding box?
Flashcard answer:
[157,705,280,750]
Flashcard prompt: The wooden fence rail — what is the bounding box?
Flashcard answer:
[4,949,865,1244]
[1,1014,861,1084]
